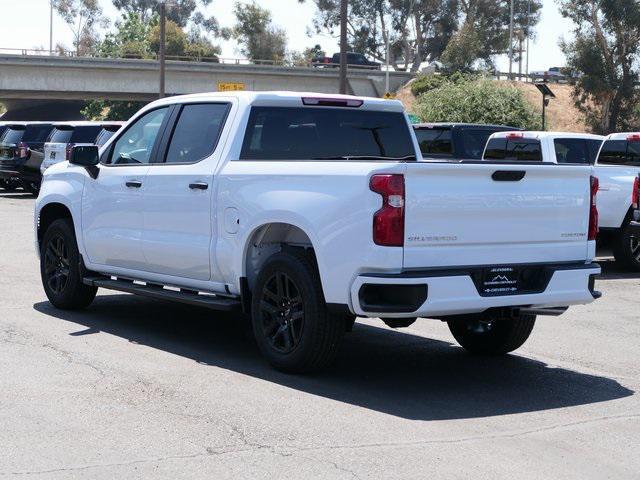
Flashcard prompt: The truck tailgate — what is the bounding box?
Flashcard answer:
[403,162,591,269]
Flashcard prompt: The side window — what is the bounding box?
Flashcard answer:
[484,138,542,161]
[108,107,169,165]
[554,138,589,164]
[483,138,507,159]
[415,128,453,156]
[627,142,640,165]
[597,140,627,165]
[164,103,229,164]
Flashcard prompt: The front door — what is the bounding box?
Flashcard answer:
[82,107,171,270]
[141,102,231,281]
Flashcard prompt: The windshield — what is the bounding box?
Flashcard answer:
[240,107,415,160]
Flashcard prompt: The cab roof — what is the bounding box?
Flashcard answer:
[488,131,605,141]
[144,90,406,113]
[603,132,640,141]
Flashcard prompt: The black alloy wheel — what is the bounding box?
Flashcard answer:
[260,271,305,354]
[44,234,71,295]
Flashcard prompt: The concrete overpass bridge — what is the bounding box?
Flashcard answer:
[0,54,415,119]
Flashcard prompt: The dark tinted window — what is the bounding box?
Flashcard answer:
[240,107,415,160]
[70,126,102,143]
[1,127,26,144]
[484,138,542,161]
[586,139,603,163]
[23,125,53,143]
[95,128,119,146]
[598,140,630,165]
[164,103,229,164]
[49,128,73,144]
[459,129,496,159]
[554,138,589,164]
[415,128,453,156]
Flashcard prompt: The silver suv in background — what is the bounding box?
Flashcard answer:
[40,121,124,174]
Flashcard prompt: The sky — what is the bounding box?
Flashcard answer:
[0,0,574,72]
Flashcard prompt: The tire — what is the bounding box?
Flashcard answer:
[250,250,344,373]
[40,218,97,310]
[612,223,640,271]
[447,313,536,355]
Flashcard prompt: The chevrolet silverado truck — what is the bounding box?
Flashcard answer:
[484,131,640,270]
[35,92,601,372]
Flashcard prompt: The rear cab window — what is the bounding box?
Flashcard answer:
[414,128,453,157]
[484,137,542,161]
[239,107,416,161]
[553,138,604,164]
[597,139,640,166]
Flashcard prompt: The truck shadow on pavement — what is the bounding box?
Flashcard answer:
[34,295,633,421]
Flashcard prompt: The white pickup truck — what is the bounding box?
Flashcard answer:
[35,92,601,372]
[484,131,640,270]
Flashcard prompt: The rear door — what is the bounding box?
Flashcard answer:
[403,162,592,269]
[141,101,232,281]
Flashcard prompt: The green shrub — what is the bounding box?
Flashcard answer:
[414,79,542,130]
[410,75,448,97]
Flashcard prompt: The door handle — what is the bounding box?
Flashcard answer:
[189,182,209,190]
[492,170,526,181]
[125,180,142,188]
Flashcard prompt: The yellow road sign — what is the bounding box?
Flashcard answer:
[218,82,245,92]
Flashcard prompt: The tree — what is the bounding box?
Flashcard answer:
[414,77,542,129]
[303,0,541,72]
[227,2,287,63]
[52,0,108,55]
[97,12,154,59]
[112,0,219,36]
[559,0,640,134]
[441,0,542,71]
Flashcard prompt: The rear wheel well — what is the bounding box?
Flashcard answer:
[38,203,73,250]
[244,223,316,292]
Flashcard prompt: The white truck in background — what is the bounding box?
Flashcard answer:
[35,92,601,373]
[483,131,640,270]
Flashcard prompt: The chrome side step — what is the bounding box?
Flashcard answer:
[83,276,241,312]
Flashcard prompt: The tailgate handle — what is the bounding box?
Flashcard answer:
[492,170,526,182]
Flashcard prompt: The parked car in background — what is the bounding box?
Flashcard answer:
[312,52,381,70]
[0,122,54,195]
[40,121,124,174]
[0,122,14,191]
[482,131,604,164]
[36,91,600,373]
[413,123,521,160]
[482,130,640,270]
[530,67,566,83]
[629,175,640,256]
[591,133,640,270]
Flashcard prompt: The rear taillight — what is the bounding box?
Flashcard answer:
[589,176,599,241]
[16,142,29,159]
[370,174,405,247]
[65,143,74,161]
[632,175,640,209]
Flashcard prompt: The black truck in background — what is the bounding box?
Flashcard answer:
[413,123,522,160]
[312,52,381,70]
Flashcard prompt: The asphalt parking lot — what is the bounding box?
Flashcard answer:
[0,190,638,479]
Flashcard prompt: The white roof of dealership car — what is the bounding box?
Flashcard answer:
[603,132,640,141]
[488,131,605,141]
[51,121,125,127]
[146,90,406,112]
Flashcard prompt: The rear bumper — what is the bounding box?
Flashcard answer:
[350,262,601,318]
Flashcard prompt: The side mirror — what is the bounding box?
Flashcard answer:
[69,145,99,167]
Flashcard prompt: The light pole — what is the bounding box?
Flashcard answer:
[339,0,348,94]
[526,0,531,80]
[508,0,514,80]
[385,29,390,95]
[159,0,166,98]
[49,0,53,55]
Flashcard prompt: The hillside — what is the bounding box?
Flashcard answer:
[397,79,589,133]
